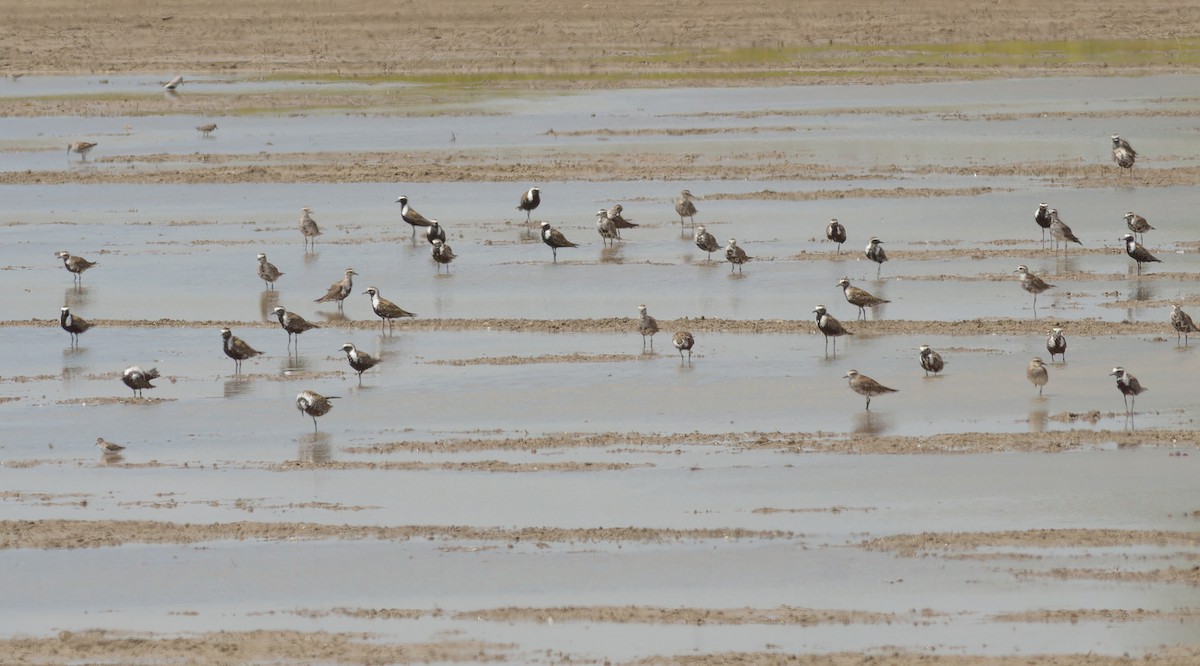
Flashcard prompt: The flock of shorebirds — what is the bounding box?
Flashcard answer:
[57,131,1184,439]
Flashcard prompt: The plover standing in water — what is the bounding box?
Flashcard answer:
[1109,366,1146,414]
[431,239,456,273]
[865,237,887,278]
[1034,203,1052,246]
[256,253,283,290]
[95,437,125,453]
[1124,212,1154,244]
[362,287,416,332]
[672,331,695,364]
[637,304,659,350]
[122,366,160,398]
[694,224,719,261]
[725,238,750,273]
[300,207,321,251]
[396,195,434,240]
[540,221,578,262]
[813,305,852,356]
[339,343,379,384]
[296,390,339,431]
[196,123,217,137]
[56,251,97,283]
[1121,234,1160,274]
[1046,327,1067,362]
[272,306,318,348]
[1026,357,1049,397]
[315,268,358,312]
[424,219,447,245]
[221,328,263,373]
[67,141,97,161]
[674,190,698,227]
[1170,304,1199,346]
[918,345,944,376]
[1015,265,1054,313]
[826,218,847,254]
[596,209,619,246]
[837,278,889,320]
[1048,209,1082,254]
[1111,134,1137,172]
[843,369,897,411]
[607,204,637,233]
[517,187,541,223]
[59,306,92,346]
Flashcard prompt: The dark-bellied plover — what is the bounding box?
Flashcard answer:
[122,366,160,398]
[826,218,847,254]
[694,224,719,261]
[56,251,97,283]
[300,207,321,251]
[339,343,378,384]
[95,437,125,453]
[596,209,619,246]
[865,237,887,278]
[1015,265,1054,313]
[431,238,456,273]
[1111,134,1137,171]
[196,123,217,137]
[67,141,97,161]
[1124,212,1153,244]
[673,331,695,364]
[918,344,944,376]
[296,390,339,431]
[256,253,283,290]
[837,278,889,320]
[540,221,577,262]
[725,238,750,273]
[638,304,659,350]
[1170,304,1199,346]
[675,190,698,227]
[1121,234,1160,274]
[1026,357,1048,397]
[363,287,416,332]
[59,306,92,346]
[1109,366,1146,414]
[1048,209,1081,254]
[272,305,318,348]
[425,219,446,245]
[396,195,434,240]
[164,75,184,91]
[315,268,358,312]
[1046,327,1067,362]
[517,187,541,223]
[607,204,637,232]
[843,369,897,411]
[813,304,851,356]
[221,328,263,373]
[1034,203,1051,246]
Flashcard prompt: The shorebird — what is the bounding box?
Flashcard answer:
[1111,134,1137,171]
[256,253,283,290]
[431,238,456,273]
[813,304,851,356]
[725,238,750,273]
[1048,209,1081,254]
[296,390,339,432]
[1034,203,1052,246]
[196,123,217,137]
[122,366,160,398]
[694,224,719,261]
[1121,234,1161,274]
[67,141,97,161]
[843,369,897,411]
[315,268,358,311]
[638,304,659,350]
[918,345,944,376]
[672,331,695,364]
[1015,265,1054,313]
[300,207,321,251]
[55,251,97,283]
[1046,327,1067,362]
[339,343,379,384]
[1109,366,1146,414]
[424,219,447,245]
[596,209,619,246]
[221,328,263,373]
[1170,304,1199,346]
[865,237,887,278]
[675,190,698,227]
[1124,212,1154,244]
[272,306,318,348]
[95,437,125,453]
[59,306,92,346]
[540,221,578,262]
[607,204,637,233]
[396,195,434,240]
[363,287,416,332]
[164,75,184,91]
[1026,357,1048,397]
[837,278,889,320]
[517,187,541,223]
[826,218,847,254]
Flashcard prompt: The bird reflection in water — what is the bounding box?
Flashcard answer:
[297,432,332,463]
[259,289,280,323]
[223,378,254,399]
[852,411,891,436]
[64,285,90,309]
[1028,404,1048,433]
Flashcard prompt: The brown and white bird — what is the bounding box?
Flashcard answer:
[339,343,379,384]
[95,437,125,453]
[1124,212,1154,244]
[67,141,97,161]
[606,204,637,232]
[1015,265,1054,312]
[725,238,750,273]
[362,287,416,332]
[1121,234,1160,274]
[813,304,851,356]
[396,195,434,240]
[221,328,263,373]
[1034,203,1052,246]
[596,209,619,246]
[1109,366,1146,414]
[694,224,719,261]
[122,366,160,398]
[1170,304,1199,346]
[1046,327,1067,362]
[196,123,217,137]
[918,344,944,377]
[837,278,889,320]
[1111,134,1137,171]
[300,207,321,251]
[865,237,887,278]
[431,238,456,273]
[672,331,695,364]
[826,218,847,254]
[424,219,446,245]
[315,268,358,311]
[256,253,283,290]
[517,187,541,223]
[272,306,318,348]
[55,251,97,283]
[1048,209,1082,254]
[296,390,339,432]
[540,221,578,262]
[843,369,897,411]
[674,189,698,227]
[1026,357,1049,397]
[637,304,659,350]
[59,306,92,346]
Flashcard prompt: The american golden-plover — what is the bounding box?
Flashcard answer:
[607,204,637,233]
[1026,357,1048,397]
[540,221,577,262]
[638,304,659,350]
[694,224,719,261]
[865,237,887,278]
[396,195,434,240]
[122,366,160,398]
[813,304,851,356]
[59,306,92,346]
[725,238,750,273]
[596,209,619,246]
[296,390,339,431]
[164,75,184,91]
[1109,366,1146,414]
[674,189,698,227]
[517,187,541,223]
[826,218,847,254]
[1046,327,1067,362]
[918,344,944,376]
[1049,209,1082,254]
[843,369,897,411]
[196,123,217,137]
[1015,265,1054,313]
[221,328,263,373]
[315,268,358,312]
[1121,234,1160,274]
[272,306,318,348]
[672,331,695,364]
[837,278,889,320]
[95,437,125,453]
[1111,134,1137,171]
[256,253,283,290]
[1034,203,1051,246]
[1124,212,1153,244]
[431,238,456,273]
[339,343,378,384]
[56,251,97,283]
[363,287,416,332]
[1171,304,1200,346]
[300,207,321,251]
[425,219,446,245]
[67,141,97,161]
